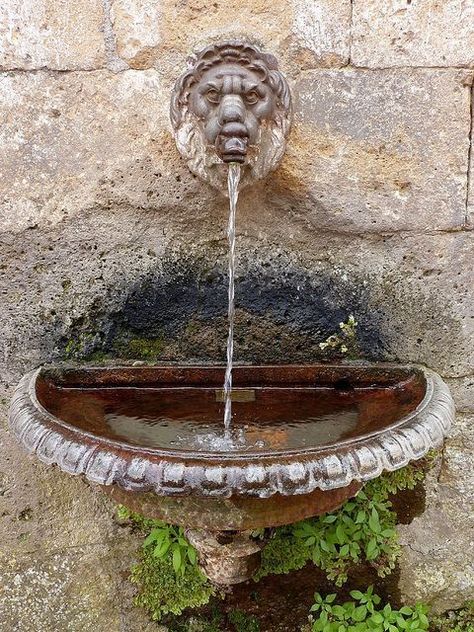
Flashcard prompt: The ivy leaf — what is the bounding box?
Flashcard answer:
[352,605,368,622]
[356,510,367,524]
[368,508,381,534]
[323,515,338,524]
[340,544,350,556]
[336,525,346,544]
[366,538,378,560]
[153,539,171,558]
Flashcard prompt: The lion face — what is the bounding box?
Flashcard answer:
[170,42,292,192]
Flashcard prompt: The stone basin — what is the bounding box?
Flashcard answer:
[9,363,454,532]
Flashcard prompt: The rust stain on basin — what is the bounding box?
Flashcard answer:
[9,364,453,531]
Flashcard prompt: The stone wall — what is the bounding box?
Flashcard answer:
[0,1,473,629]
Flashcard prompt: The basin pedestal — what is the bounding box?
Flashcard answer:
[185,529,265,585]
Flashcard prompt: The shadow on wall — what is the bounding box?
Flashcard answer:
[58,246,388,364]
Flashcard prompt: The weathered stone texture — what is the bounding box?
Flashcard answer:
[446,376,474,412]
[398,413,474,613]
[0,69,174,234]
[285,69,472,232]
[110,0,162,70]
[352,0,474,69]
[0,0,106,70]
[0,68,471,382]
[469,95,474,225]
[2,68,470,239]
[0,541,164,631]
[111,0,351,72]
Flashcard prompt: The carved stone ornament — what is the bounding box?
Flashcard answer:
[170,41,292,191]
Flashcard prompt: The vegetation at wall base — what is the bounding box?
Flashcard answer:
[430,602,474,632]
[307,586,429,632]
[117,456,437,625]
[255,456,432,585]
[117,506,215,621]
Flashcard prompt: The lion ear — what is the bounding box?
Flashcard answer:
[170,71,194,128]
[268,70,292,112]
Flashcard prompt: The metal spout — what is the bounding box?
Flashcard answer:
[216,135,248,164]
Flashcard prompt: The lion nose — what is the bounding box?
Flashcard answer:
[218,94,246,126]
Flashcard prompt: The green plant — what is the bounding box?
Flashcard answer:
[131,546,215,621]
[116,504,162,531]
[117,505,215,621]
[118,459,437,623]
[254,459,435,586]
[294,490,398,586]
[319,315,359,358]
[228,609,260,632]
[253,524,311,580]
[431,602,474,632]
[308,587,429,632]
[143,521,198,575]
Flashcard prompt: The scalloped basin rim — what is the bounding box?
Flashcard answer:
[8,363,454,500]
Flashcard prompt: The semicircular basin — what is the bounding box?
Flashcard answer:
[9,364,453,530]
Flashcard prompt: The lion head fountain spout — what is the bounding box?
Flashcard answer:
[170,41,292,190]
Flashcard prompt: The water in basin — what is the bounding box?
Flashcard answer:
[40,379,421,454]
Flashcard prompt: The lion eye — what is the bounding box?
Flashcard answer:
[206,89,221,104]
[244,91,260,105]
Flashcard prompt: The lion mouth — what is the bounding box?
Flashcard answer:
[216,123,249,163]
[216,136,248,163]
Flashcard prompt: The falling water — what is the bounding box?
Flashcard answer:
[223,163,241,431]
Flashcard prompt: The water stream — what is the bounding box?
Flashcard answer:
[223,163,241,432]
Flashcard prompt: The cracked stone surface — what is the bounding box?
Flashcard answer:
[468,83,474,226]
[352,0,474,69]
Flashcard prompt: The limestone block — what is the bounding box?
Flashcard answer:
[0,424,115,558]
[111,0,351,73]
[0,69,171,234]
[0,0,106,70]
[3,224,472,387]
[111,0,162,70]
[282,69,472,232]
[349,231,474,378]
[352,0,474,68]
[397,413,474,613]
